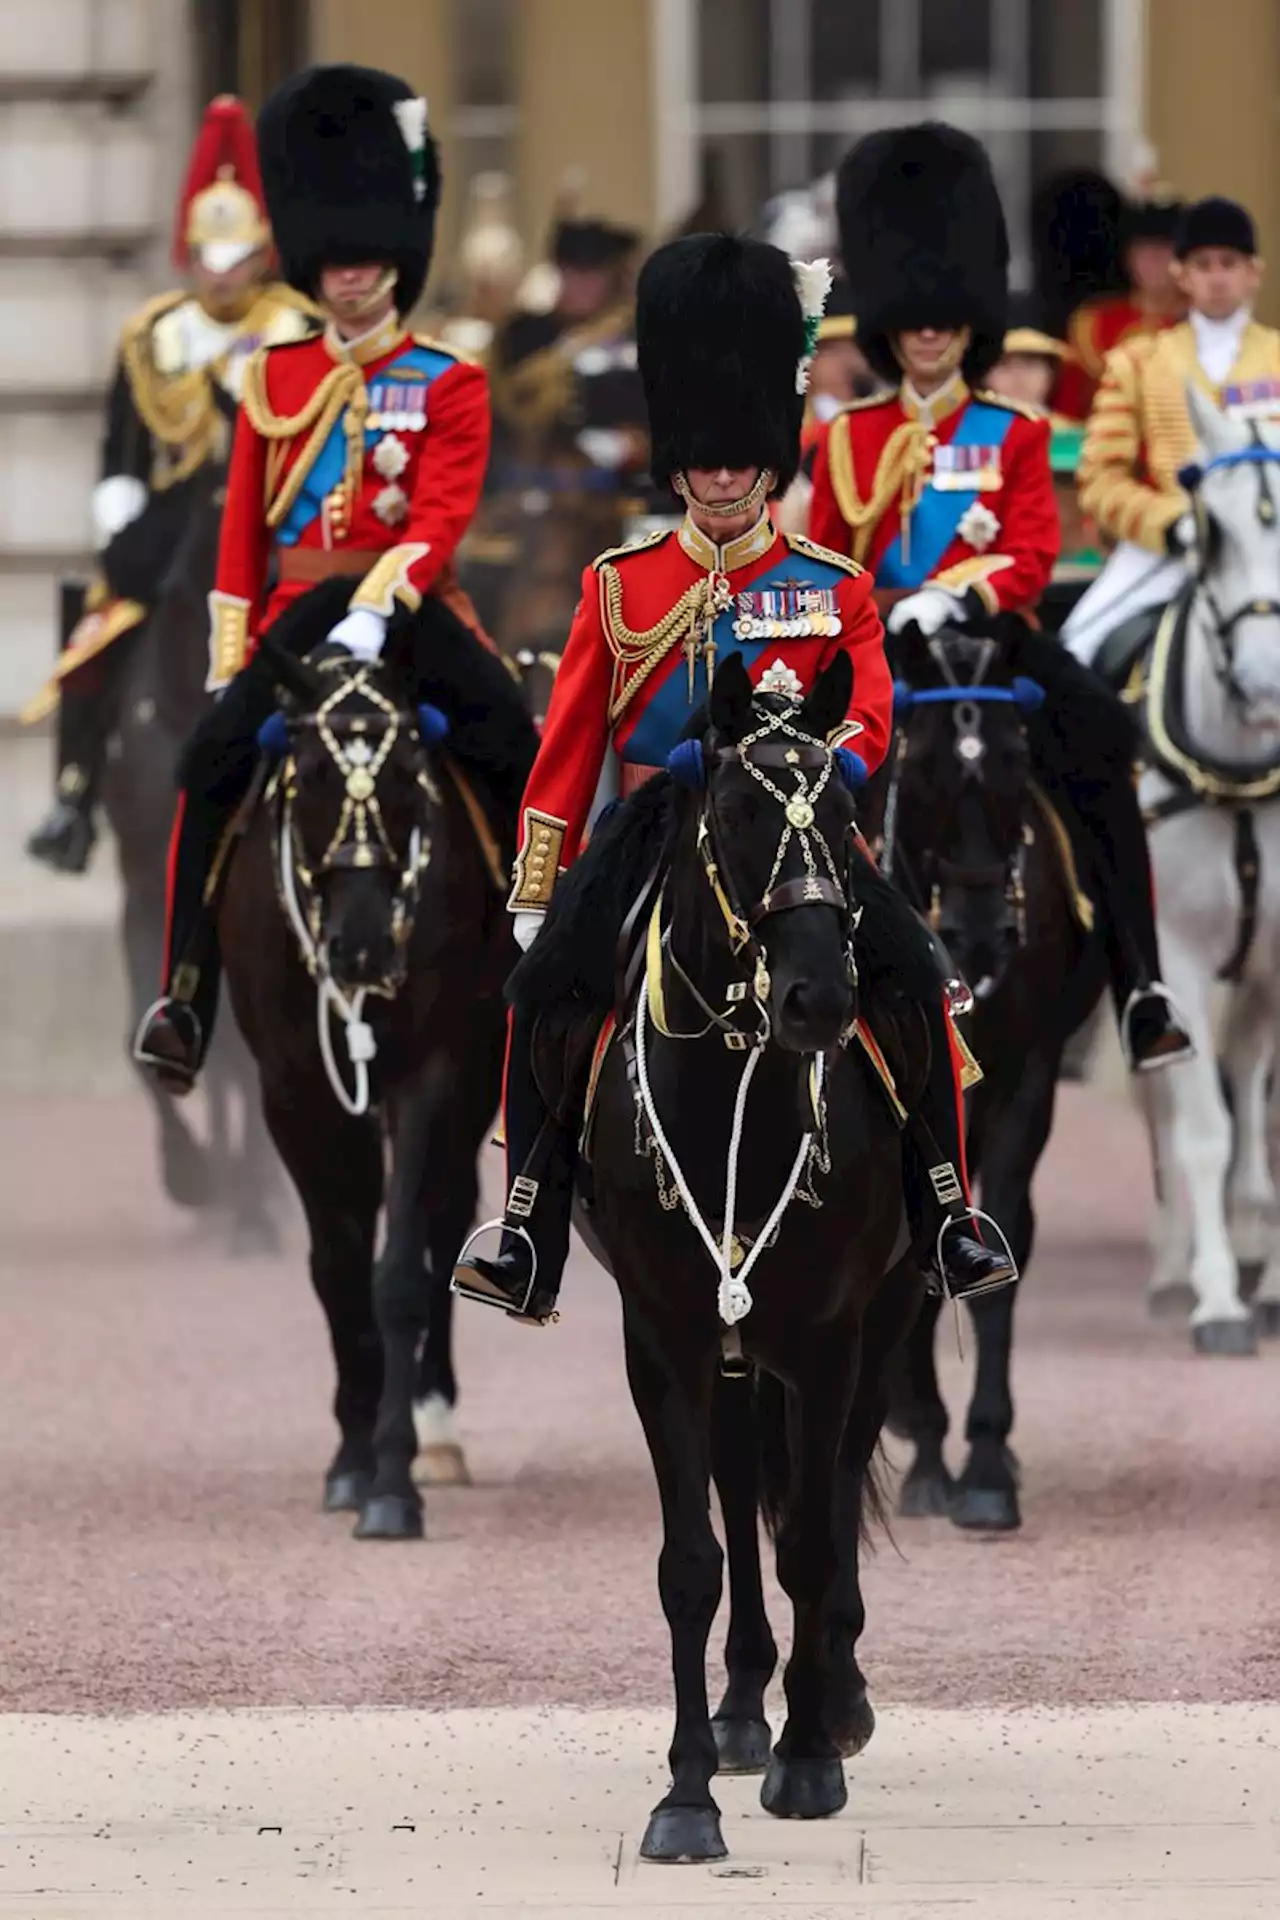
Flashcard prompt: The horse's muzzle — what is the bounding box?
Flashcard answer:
[772,973,852,1054]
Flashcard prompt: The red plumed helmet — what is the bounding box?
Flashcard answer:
[173,95,271,273]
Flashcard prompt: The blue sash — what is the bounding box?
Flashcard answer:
[276,347,431,547]
[876,400,1014,588]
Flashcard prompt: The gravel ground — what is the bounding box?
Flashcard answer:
[2,1082,1277,1715]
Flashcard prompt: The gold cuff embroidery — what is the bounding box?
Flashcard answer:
[931,554,1015,612]
[207,590,251,690]
[827,719,865,750]
[350,543,432,618]
[508,808,566,910]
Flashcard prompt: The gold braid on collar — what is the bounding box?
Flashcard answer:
[827,413,934,565]
[240,351,368,528]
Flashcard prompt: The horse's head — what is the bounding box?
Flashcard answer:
[1183,385,1280,733]
[263,640,439,996]
[886,623,1041,999]
[679,652,859,1053]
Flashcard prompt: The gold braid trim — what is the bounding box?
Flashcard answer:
[827,413,932,565]
[119,293,216,474]
[240,351,367,529]
[598,565,717,723]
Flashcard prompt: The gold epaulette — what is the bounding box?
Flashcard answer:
[413,332,479,367]
[590,528,671,571]
[973,390,1047,422]
[117,287,188,357]
[783,531,865,576]
[833,391,896,417]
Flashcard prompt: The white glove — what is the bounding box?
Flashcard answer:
[886,587,967,637]
[513,910,544,952]
[327,607,387,662]
[92,474,148,548]
[1166,512,1197,558]
[576,427,631,470]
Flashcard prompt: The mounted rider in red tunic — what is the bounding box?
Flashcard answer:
[452,229,1021,1328]
[134,64,533,1092]
[807,122,1192,1077]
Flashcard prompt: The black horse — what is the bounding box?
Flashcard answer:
[218,594,531,1538]
[103,465,282,1252]
[573,655,923,1863]
[869,621,1104,1532]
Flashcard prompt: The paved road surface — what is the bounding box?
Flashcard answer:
[3,1080,1278,1914]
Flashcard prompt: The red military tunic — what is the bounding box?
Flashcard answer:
[1052,295,1183,422]
[207,312,489,688]
[807,377,1058,615]
[507,513,892,911]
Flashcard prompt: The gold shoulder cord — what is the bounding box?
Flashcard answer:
[240,351,366,528]
[598,564,715,722]
[120,297,220,488]
[827,413,932,565]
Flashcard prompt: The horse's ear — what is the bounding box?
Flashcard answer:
[801,650,853,742]
[708,651,754,738]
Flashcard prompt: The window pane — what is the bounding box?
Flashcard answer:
[698,0,770,103]
[810,0,881,98]
[921,0,990,77]
[1029,0,1101,98]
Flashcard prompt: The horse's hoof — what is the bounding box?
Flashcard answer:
[898,1463,954,1518]
[412,1442,472,1488]
[1191,1316,1258,1357]
[1254,1299,1280,1339]
[950,1483,1022,1533]
[832,1690,875,1759]
[639,1805,726,1863]
[1147,1281,1196,1321]
[760,1755,847,1821]
[353,1493,425,1541]
[712,1716,772,1775]
[322,1470,371,1513]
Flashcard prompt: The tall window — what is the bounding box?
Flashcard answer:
[192,0,310,110]
[665,0,1143,283]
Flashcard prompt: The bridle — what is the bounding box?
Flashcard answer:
[1180,438,1280,716]
[276,662,438,993]
[883,633,1042,951]
[656,702,858,1047]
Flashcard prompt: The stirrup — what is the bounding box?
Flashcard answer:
[933,1208,1020,1302]
[451,1217,543,1317]
[1120,983,1195,1074]
[132,996,202,1084]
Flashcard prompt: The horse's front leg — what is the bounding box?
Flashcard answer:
[709,1371,777,1775]
[761,1330,861,1822]
[359,1077,440,1541]
[884,1292,953,1517]
[1221,981,1275,1274]
[1249,990,1280,1338]
[953,1045,1058,1532]
[1162,942,1255,1352]
[622,1295,726,1864]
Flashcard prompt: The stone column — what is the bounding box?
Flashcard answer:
[1146,0,1280,322]
[512,0,657,253]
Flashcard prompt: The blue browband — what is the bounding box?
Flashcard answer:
[1179,445,1280,490]
[664,738,867,792]
[255,703,449,756]
[892,677,1045,716]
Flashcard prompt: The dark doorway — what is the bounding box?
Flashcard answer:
[193,0,309,111]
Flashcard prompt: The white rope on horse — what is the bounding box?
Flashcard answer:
[278,808,382,1118]
[634,970,824,1325]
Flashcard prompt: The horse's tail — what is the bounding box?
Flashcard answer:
[755,1371,891,1548]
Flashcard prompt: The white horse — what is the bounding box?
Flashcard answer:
[1141,388,1280,1353]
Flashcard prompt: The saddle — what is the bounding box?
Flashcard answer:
[1092,604,1164,695]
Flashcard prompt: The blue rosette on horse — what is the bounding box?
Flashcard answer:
[451,228,1018,1334]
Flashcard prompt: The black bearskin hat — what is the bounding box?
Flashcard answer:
[1120,187,1182,250]
[636,233,807,496]
[1031,169,1125,333]
[1175,196,1257,259]
[836,122,1009,385]
[258,65,441,314]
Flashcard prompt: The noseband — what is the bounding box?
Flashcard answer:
[885,635,1041,947]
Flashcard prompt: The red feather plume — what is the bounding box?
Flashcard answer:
[172,95,267,269]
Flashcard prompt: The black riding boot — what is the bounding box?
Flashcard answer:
[133,789,228,1095]
[912,987,1019,1299]
[452,1002,576,1326]
[26,638,137,874]
[1046,767,1193,1071]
